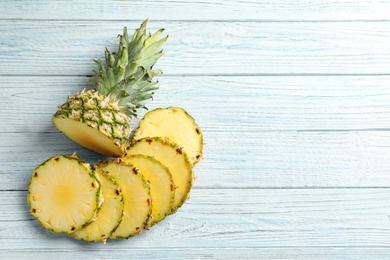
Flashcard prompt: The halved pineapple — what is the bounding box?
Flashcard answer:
[133,107,203,165]
[126,137,193,212]
[71,167,124,242]
[99,160,151,239]
[53,20,167,157]
[27,154,103,234]
[122,154,175,227]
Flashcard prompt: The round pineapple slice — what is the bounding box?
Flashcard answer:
[133,107,203,165]
[71,167,124,242]
[27,154,103,234]
[126,137,193,212]
[122,154,175,228]
[99,160,151,239]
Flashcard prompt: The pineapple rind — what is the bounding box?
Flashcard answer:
[71,167,124,242]
[27,154,103,235]
[99,160,152,239]
[133,107,203,165]
[53,90,132,156]
[122,154,175,228]
[127,137,193,213]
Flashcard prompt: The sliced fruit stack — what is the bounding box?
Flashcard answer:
[27,21,204,243]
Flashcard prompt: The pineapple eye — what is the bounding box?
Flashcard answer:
[84,110,100,121]
[101,110,114,123]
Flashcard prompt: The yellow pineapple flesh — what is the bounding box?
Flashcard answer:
[126,137,193,212]
[99,160,151,239]
[122,154,175,227]
[133,107,203,165]
[71,167,124,242]
[27,154,103,234]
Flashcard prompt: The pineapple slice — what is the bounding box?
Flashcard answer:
[71,167,124,242]
[99,160,151,239]
[126,137,193,212]
[27,154,103,234]
[133,107,203,165]
[122,154,175,228]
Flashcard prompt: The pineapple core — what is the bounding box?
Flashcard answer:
[52,184,76,209]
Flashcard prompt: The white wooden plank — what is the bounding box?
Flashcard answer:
[2,248,390,260]
[1,0,390,21]
[1,21,390,75]
[2,188,390,250]
[2,75,390,133]
[3,130,390,190]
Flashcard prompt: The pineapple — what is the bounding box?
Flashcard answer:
[71,167,124,242]
[133,107,203,165]
[53,20,168,156]
[125,137,193,212]
[27,154,103,234]
[99,159,152,239]
[122,154,175,228]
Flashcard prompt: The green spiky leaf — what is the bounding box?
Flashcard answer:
[88,20,168,117]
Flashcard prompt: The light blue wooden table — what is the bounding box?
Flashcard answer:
[2,1,390,259]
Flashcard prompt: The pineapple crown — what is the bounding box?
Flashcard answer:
[88,20,168,117]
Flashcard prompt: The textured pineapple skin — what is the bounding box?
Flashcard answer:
[27,154,103,235]
[53,90,132,156]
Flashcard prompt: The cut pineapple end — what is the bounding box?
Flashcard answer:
[133,107,203,165]
[72,168,124,242]
[126,137,193,212]
[99,161,152,239]
[27,155,102,234]
[122,154,175,228]
[52,117,124,157]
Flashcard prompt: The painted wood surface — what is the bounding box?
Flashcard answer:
[3,189,390,249]
[2,0,390,21]
[2,21,390,75]
[1,0,390,259]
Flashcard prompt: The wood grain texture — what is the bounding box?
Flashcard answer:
[2,75,390,133]
[2,0,390,258]
[1,21,390,76]
[3,130,390,190]
[2,75,390,190]
[3,248,390,260]
[2,189,390,253]
[1,0,390,21]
